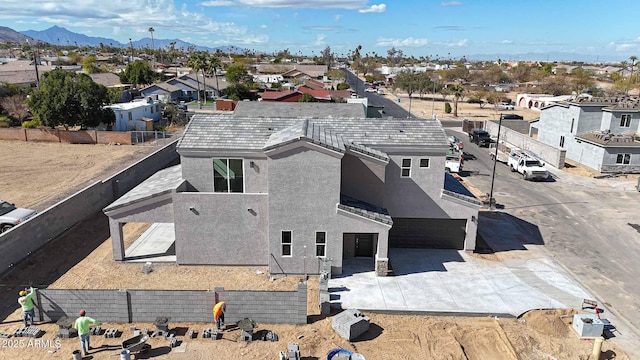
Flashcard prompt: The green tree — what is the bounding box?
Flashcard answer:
[270,82,283,90]
[225,64,249,84]
[208,55,223,98]
[393,70,419,117]
[444,102,452,113]
[299,93,315,102]
[327,69,345,81]
[82,54,101,74]
[225,83,251,101]
[336,82,350,90]
[27,69,115,129]
[119,60,155,87]
[187,53,205,106]
[449,84,465,117]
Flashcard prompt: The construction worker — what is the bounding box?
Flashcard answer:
[213,301,226,331]
[74,310,100,356]
[17,287,36,327]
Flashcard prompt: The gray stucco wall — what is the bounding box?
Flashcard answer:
[383,154,449,218]
[0,141,179,276]
[341,153,386,207]
[180,155,269,193]
[603,110,640,133]
[173,192,269,265]
[576,105,606,133]
[601,147,640,173]
[33,284,306,325]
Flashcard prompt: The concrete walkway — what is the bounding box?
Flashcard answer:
[125,223,176,262]
[328,247,590,317]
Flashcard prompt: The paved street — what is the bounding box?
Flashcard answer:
[447,128,640,355]
[343,69,411,119]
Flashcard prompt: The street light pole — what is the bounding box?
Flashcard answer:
[488,115,503,211]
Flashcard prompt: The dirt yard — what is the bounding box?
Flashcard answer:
[0,141,632,359]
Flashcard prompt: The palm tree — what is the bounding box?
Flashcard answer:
[187,53,204,107]
[630,55,637,84]
[450,84,465,117]
[208,55,223,99]
[148,27,155,68]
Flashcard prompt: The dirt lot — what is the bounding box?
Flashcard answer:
[0,141,632,359]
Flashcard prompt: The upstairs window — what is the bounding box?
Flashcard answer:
[282,231,292,256]
[616,153,631,165]
[620,114,631,128]
[401,158,411,177]
[213,159,244,193]
[128,112,132,121]
[419,158,430,168]
[315,232,326,257]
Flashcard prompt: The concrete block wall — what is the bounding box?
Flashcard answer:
[0,141,179,276]
[35,289,129,323]
[128,290,217,323]
[485,120,566,168]
[34,285,307,325]
[217,282,307,325]
[0,128,132,144]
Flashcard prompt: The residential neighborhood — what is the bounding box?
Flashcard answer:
[1,6,640,358]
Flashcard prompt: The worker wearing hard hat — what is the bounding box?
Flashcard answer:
[17,287,36,327]
[213,301,226,331]
[75,309,100,356]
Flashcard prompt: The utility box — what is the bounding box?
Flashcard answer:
[572,314,604,338]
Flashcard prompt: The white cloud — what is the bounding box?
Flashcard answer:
[608,42,637,52]
[260,24,268,28]
[501,40,512,44]
[335,14,342,21]
[200,0,234,5]
[313,34,326,46]
[376,37,428,47]
[202,0,369,9]
[359,3,386,13]
[441,1,463,6]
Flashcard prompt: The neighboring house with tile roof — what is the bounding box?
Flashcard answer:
[538,97,640,172]
[140,82,182,102]
[103,105,481,277]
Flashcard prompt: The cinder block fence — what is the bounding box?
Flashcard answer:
[35,283,307,325]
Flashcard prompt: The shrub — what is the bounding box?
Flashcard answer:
[21,120,38,128]
[444,102,452,113]
[337,82,350,90]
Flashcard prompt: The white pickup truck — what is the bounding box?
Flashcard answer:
[445,149,463,173]
[488,143,509,163]
[0,200,37,233]
[507,151,549,181]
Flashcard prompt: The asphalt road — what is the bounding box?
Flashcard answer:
[343,69,412,119]
[447,128,640,353]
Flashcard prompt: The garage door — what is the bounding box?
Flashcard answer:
[389,218,467,249]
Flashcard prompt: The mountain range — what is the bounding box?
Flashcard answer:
[0,25,624,63]
[0,25,243,54]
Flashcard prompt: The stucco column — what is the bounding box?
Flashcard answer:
[109,218,125,261]
[464,216,478,251]
[375,228,390,276]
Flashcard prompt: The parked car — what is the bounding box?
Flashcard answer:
[364,87,376,93]
[498,102,515,110]
[0,200,37,233]
[377,89,385,95]
[501,114,524,120]
[468,130,494,147]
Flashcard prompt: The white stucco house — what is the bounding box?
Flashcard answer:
[105,97,161,131]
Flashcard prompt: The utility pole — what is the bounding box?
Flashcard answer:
[129,38,134,64]
[488,115,503,210]
[33,41,40,90]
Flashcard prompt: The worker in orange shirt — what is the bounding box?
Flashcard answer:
[213,301,226,331]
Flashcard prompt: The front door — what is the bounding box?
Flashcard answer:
[355,234,374,257]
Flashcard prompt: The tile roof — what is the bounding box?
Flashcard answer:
[260,90,300,100]
[104,165,183,212]
[338,194,393,226]
[575,132,640,147]
[233,102,366,118]
[177,114,449,153]
[298,87,332,101]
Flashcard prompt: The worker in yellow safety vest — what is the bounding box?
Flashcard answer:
[213,301,226,330]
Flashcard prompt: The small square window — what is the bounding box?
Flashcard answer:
[315,232,326,257]
[282,231,292,256]
[620,114,631,128]
[419,158,430,168]
[401,158,411,178]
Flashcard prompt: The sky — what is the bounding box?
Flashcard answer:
[2,0,640,62]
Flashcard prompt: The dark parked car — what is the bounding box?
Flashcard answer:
[501,114,524,120]
[468,129,494,147]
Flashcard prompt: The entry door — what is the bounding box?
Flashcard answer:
[355,234,374,257]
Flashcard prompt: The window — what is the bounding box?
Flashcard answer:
[213,159,244,193]
[315,232,326,257]
[616,153,631,165]
[620,114,631,128]
[401,158,411,177]
[559,136,565,148]
[150,106,154,114]
[419,158,430,168]
[281,231,292,256]
[570,118,574,133]
[128,112,132,121]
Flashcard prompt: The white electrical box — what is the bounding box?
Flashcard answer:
[572,314,604,338]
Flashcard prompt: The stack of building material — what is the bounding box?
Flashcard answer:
[331,309,370,341]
